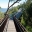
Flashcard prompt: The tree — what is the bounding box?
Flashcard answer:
[5,0,21,15]
[18,0,32,32]
[7,6,18,18]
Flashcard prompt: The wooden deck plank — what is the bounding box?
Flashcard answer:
[7,20,16,32]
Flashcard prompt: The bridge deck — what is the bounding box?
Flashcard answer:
[7,20,16,32]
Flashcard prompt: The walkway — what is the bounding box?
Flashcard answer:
[7,19,16,32]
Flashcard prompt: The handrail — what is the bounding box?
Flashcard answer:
[0,14,9,26]
[0,14,9,32]
[13,16,28,32]
[3,19,9,32]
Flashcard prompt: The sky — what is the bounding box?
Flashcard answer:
[0,0,26,8]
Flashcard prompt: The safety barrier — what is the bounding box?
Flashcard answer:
[0,14,9,32]
[13,16,28,32]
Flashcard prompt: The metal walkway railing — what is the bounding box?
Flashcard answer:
[0,14,9,32]
[13,16,28,32]
[0,15,28,32]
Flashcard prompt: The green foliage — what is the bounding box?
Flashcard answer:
[21,16,26,26]
[7,7,18,17]
[0,11,4,20]
[8,7,18,14]
[26,26,32,32]
[18,0,32,32]
[23,1,32,26]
